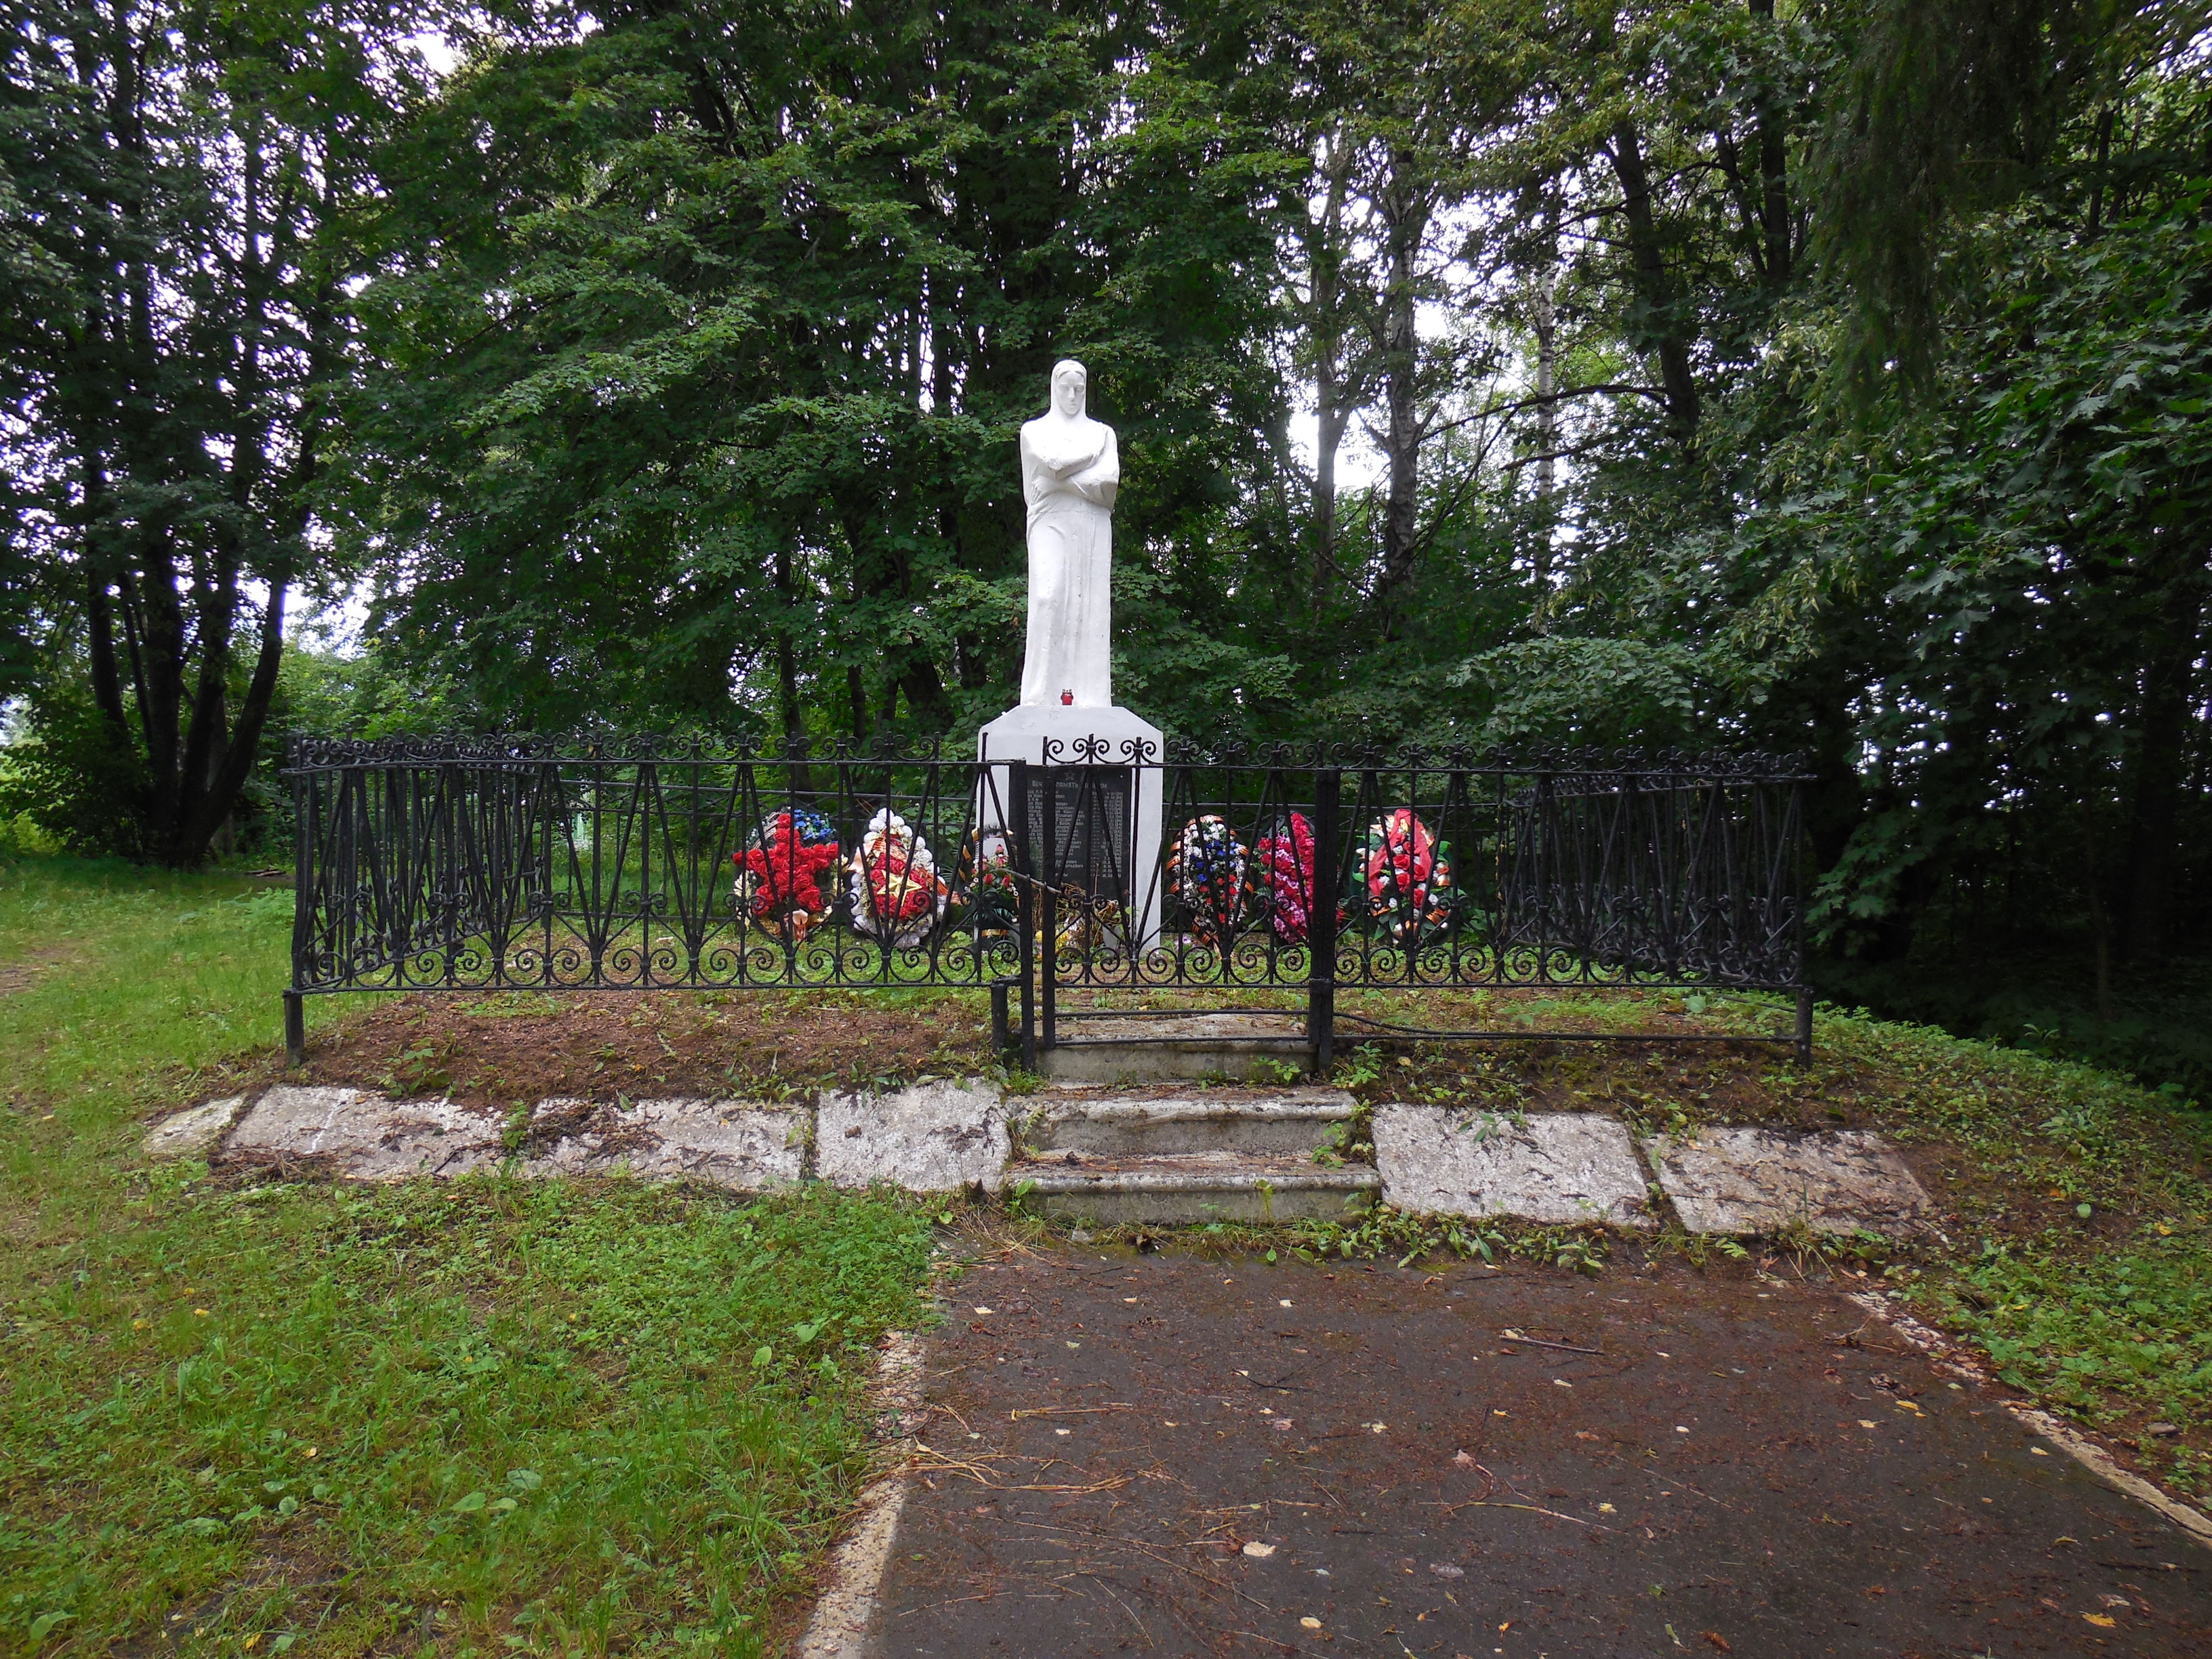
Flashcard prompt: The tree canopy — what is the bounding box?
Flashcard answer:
[5,0,2209,1068]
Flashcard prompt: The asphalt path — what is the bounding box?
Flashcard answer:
[857,1250,2211,1658]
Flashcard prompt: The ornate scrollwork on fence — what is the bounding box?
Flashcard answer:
[286,738,1807,1023]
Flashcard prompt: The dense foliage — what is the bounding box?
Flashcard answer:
[4,0,2207,1068]
[0,0,441,861]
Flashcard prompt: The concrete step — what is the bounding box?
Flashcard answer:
[1022,1087,1358,1157]
[1012,1150,1379,1225]
[1037,1012,1313,1082]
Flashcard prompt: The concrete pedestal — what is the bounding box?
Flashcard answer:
[979,703,1164,949]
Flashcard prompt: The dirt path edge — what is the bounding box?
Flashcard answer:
[794,1324,933,1656]
[1853,1290,2212,1547]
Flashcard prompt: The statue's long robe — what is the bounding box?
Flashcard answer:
[1017,415,1120,710]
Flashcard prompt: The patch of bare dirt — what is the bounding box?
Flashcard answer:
[247,989,994,1109]
[0,941,87,996]
[108,1537,352,1658]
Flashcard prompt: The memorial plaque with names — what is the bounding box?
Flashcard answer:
[1029,766,1135,906]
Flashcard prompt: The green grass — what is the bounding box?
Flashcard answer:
[0,860,939,1657]
[1820,947,2212,1101]
[1812,1011,2212,1496]
[0,862,302,1105]
[4,855,2209,1656]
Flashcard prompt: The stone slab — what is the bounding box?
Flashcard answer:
[1641,1126,1934,1237]
[522,1097,805,1189]
[227,1086,505,1179]
[817,1079,1009,1193]
[1374,1107,1652,1227]
[143,1095,246,1160]
[1038,1042,1313,1084]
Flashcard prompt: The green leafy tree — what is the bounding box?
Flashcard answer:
[335,0,1298,743]
[0,0,441,861]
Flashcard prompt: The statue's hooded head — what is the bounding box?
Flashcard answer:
[1050,359,1088,419]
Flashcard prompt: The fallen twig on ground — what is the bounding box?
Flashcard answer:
[1499,1328,1603,1355]
[1009,1404,1138,1420]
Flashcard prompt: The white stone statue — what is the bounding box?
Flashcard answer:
[1017,359,1120,709]
[979,356,1162,949]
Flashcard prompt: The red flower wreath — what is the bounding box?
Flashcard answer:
[735,809,842,938]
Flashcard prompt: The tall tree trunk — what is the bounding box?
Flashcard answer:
[66,390,136,743]
[775,541,802,749]
[136,549,188,831]
[85,575,131,739]
[172,546,240,843]
[1607,122,1700,432]
[2120,579,2205,961]
[172,581,287,865]
[1528,199,1561,593]
[1372,146,1429,618]
[1313,390,1345,618]
[1749,0,1792,285]
[2086,104,2114,237]
[1305,135,1357,619]
[1532,275,1557,517]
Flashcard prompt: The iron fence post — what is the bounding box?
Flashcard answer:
[1010,759,1037,1071]
[285,743,310,1065]
[991,978,1015,1063]
[1795,985,1814,1065]
[1308,767,1340,1078]
[1040,857,1059,1056]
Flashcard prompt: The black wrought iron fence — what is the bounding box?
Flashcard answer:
[283,734,1812,1068]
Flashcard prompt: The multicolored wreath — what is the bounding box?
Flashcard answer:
[952,827,1020,933]
[733,807,841,940]
[848,808,948,948]
[1253,811,1317,944]
[1361,807,1454,945]
[1168,813,1248,949]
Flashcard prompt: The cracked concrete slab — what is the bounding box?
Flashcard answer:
[817,1079,1008,1193]
[521,1097,806,1189]
[227,1086,506,1179]
[1641,1125,1935,1236]
[143,1095,247,1160]
[1374,1107,1653,1227]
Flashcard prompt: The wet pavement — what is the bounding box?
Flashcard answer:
[863,1251,2211,1657]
